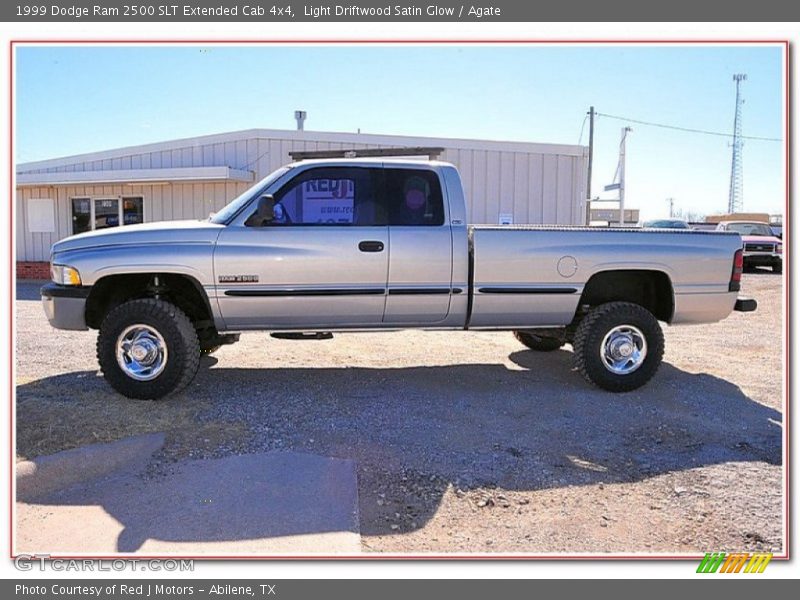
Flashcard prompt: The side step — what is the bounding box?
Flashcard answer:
[270,332,334,341]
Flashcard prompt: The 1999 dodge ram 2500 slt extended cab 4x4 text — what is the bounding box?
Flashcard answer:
[42,158,757,400]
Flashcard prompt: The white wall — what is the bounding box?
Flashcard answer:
[16,130,587,261]
[15,181,250,262]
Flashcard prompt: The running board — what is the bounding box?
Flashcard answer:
[270,332,334,341]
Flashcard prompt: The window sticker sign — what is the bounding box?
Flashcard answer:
[302,179,355,224]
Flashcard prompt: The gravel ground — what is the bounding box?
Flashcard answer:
[15,271,784,555]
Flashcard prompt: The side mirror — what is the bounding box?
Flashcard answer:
[245,194,275,227]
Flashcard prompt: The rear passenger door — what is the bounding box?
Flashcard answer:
[383,167,453,324]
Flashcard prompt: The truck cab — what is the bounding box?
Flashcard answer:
[210,158,468,330]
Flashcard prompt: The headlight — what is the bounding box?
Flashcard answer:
[51,264,82,286]
[776,244,783,254]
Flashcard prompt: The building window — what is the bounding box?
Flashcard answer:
[123,197,144,225]
[71,196,144,234]
[71,197,91,234]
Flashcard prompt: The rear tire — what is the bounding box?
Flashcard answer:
[572,302,664,393]
[513,330,565,352]
[773,261,782,274]
[97,299,200,400]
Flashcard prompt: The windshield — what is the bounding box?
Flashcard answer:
[724,222,774,236]
[643,220,689,229]
[209,166,292,224]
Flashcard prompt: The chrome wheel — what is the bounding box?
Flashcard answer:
[116,324,168,381]
[600,324,647,375]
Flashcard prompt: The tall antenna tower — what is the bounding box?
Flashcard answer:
[727,73,747,213]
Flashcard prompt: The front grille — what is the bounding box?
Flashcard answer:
[744,243,775,252]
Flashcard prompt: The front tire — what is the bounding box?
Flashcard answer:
[97,299,200,400]
[572,302,664,393]
[514,330,565,352]
[773,261,782,274]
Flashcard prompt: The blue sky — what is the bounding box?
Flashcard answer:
[15,44,784,219]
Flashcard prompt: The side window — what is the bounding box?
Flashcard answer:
[270,167,385,226]
[71,197,91,234]
[122,197,144,225]
[385,169,445,226]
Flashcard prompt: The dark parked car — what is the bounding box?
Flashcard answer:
[641,219,691,229]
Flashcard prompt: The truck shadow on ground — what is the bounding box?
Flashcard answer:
[16,352,782,547]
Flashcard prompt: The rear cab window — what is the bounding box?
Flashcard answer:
[384,168,445,226]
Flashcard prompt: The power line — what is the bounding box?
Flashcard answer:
[239,149,270,171]
[595,111,782,142]
[577,114,589,145]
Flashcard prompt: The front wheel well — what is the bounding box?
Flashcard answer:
[575,270,674,323]
[85,273,213,330]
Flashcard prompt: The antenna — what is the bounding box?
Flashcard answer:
[727,74,747,213]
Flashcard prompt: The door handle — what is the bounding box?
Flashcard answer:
[358,240,385,252]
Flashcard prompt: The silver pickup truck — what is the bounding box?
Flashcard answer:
[42,158,756,400]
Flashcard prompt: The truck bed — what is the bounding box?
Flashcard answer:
[467,226,743,328]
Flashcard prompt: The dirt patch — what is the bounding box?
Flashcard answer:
[16,371,206,460]
[15,272,784,554]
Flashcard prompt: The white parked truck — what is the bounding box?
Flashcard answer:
[42,158,757,399]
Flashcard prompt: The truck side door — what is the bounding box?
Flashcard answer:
[213,166,389,329]
[382,167,453,324]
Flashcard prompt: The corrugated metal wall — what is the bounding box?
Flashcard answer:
[16,182,252,262]
[16,131,587,262]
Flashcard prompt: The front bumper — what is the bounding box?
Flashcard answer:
[41,283,90,331]
[743,253,781,266]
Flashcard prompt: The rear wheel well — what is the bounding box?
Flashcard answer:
[576,270,674,323]
[85,273,213,331]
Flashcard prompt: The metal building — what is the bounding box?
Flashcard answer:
[15,128,588,276]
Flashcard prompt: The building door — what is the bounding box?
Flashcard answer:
[93,198,120,229]
[214,166,390,330]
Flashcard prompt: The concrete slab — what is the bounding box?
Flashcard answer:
[17,441,361,556]
[17,433,165,502]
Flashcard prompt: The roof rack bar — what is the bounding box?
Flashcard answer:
[289,146,445,161]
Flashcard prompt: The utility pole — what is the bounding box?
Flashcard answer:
[618,126,632,226]
[727,74,747,214]
[586,107,595,198]
[667,197,675,218]
[586,106,595,225]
